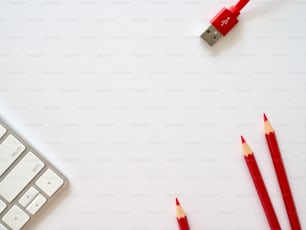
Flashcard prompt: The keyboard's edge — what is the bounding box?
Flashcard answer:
[0,115,69,230]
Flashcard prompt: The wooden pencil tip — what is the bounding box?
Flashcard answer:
[263,113,268,121]
[241,135,246,144]
[176,197,180,206]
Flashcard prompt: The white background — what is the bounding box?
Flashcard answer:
[1,0,306,229]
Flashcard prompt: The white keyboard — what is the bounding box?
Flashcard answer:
[0,118,68,230]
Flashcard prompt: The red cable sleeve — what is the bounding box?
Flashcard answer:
[235,0,249,11]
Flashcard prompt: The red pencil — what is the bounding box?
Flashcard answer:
[176,198,190,230]
[241,136,281,230]
[264,114,301,230]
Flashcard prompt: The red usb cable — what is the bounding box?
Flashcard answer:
[201,0,250,46]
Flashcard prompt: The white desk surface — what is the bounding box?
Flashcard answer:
[1,0,306,229]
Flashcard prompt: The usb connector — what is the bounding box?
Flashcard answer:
[201,0,249,46]
[201,25,223,46]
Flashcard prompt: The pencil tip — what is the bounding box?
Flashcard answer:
[241,135,246,143]
[263,113,268,121]
[176,197,180,205]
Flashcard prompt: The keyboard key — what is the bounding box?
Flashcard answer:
[0,124,6,139]
[26,194,47,215]
[0,199,6,214]
[0,135,25,176]
[0,223,8,230]
[19,187,39,208]
[0,152,45,202]
[36,169,64,196]
[2,205,29,230]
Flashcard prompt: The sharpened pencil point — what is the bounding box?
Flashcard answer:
[241,135,246,143]
[176,197,180,206]
[176,198,189,229]
[264,113,274,134]
[263,113,268,121]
